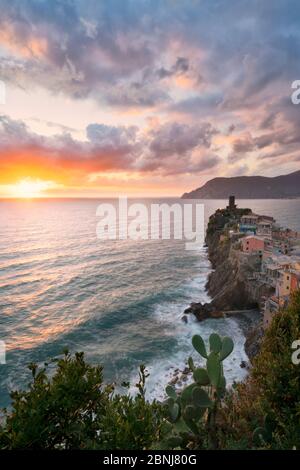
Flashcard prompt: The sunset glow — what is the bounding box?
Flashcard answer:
[0,1,299,198]
[7,178,55,199]
[0,0,300,451]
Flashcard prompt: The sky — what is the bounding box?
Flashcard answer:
[0,0,300,197]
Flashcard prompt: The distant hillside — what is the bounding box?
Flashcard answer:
[181,170,300,199]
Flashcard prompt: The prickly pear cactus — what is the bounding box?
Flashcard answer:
[164,333,234,449]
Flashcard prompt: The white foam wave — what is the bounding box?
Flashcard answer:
[134,261,249,401]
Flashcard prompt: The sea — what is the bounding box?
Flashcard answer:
[0,198,300,408]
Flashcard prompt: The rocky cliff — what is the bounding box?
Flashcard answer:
[184,207,271,321]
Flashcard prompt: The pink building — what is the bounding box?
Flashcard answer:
[241,235,265,254]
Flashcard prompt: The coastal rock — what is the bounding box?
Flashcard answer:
[182,205,270,364]
[184,301,223,322]
[170,376,178,385]
[182,207,268,324]
[205,245,260,311]
[203,207,264,311]
[181,315,188,324]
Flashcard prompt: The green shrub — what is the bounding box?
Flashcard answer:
[93,365,164,450]
[0,352,164,450]
[162,291,300,450]
[220,290,300,449]
[251,290,300,448]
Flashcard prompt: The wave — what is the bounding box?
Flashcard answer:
[127,256,249,401]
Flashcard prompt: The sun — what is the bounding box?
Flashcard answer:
[10,178,53,198]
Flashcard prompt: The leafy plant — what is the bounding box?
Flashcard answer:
[252,414,275,447]
[164,333,234,449]
[219,289,300,450]
[0,352,164,450]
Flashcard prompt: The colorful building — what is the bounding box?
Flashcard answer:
[272,227,300,242]
[239,213,275,235]
[263,295,289,328]
[239,214,259,234]
[291,271,300,292]
[276,270,292,297]
[256,219,273,238]
[236,209,300,329]
[241,235,265,254]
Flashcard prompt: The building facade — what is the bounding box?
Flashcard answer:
[242,235,265,254]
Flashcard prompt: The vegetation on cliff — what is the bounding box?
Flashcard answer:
[169,291,300,450]
[0,290,299,449]
[221,290,300,449]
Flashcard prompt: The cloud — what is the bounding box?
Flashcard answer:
[1,0,297,111]
[0,115,138,183]
[229,164,250,177]
[137,121,220,175]
[156,57,189,80]
[168,92,224,117]
[227,133,255,163]
[0,115,220,183]
[0,0,300,181]
[232,134,254,154]
[86,123,138,147]
[149,121,216,158]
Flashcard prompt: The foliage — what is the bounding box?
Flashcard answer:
[218,290,300,449]
[162,290,300,450]
[93,365,163,450]
[0,352,164,450]
[1,290,299,450]
[162,333,234,449]
[250,289,300,448]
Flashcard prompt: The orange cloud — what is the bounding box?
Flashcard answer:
[0,25,48,58]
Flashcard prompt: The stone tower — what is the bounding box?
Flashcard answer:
[227,195,237,211]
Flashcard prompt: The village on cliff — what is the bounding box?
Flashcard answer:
[220,196,300,328]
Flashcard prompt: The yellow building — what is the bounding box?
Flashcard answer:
[276,270,292,297]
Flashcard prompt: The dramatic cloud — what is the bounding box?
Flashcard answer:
[0,0,299,193]
[156,57,190,80]
[149,122,216,158]
[0,115,220,184]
